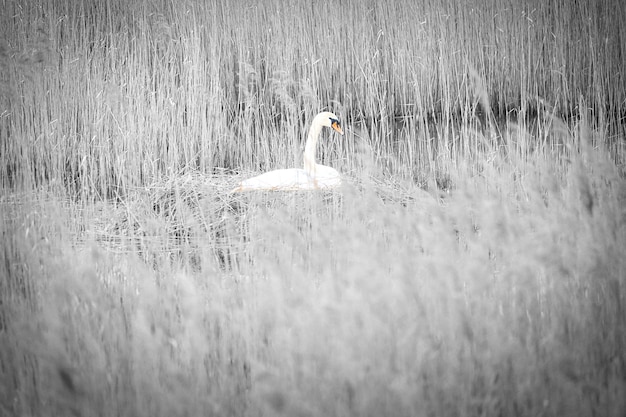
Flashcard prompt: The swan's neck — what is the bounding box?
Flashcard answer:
[303,119,323,176]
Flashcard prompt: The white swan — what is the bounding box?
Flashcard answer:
[231,112,344,192]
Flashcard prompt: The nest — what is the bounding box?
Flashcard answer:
[93,170,442,271]
[96,171,247,271]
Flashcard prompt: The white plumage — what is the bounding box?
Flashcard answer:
[232,112,344,192]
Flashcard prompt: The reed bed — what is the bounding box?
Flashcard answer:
[1,0,625,195]
[2,134,625,416]
[1,0,626,416]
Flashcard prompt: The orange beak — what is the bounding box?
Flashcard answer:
[331,121,344,135]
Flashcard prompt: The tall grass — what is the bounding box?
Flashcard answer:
[1,0,624,196]
[2,129,625,415]
[1,0,626,416]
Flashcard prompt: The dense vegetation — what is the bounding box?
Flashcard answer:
[1,0,625,416]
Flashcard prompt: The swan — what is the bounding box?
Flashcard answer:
[231,112,344,192]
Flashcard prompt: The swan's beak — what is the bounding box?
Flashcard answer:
[331,121,344,135]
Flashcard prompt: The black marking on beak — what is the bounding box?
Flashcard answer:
[330,118,344,135]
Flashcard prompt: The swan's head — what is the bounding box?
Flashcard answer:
[315,111,344,135]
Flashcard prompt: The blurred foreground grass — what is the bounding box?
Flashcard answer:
[2,129,625,416]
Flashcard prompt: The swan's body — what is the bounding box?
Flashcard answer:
[232,112,343,192]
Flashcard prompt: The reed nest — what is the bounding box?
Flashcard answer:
[92,169,443,271]
[95,171,246,270]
